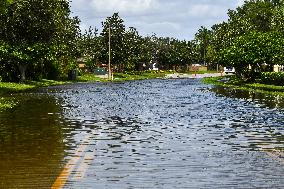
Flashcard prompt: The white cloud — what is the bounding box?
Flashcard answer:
[90,0,158,15]
[237,0,245,7]
[188,4,225,18]
[136,21,181,35]
[70,0,244,40]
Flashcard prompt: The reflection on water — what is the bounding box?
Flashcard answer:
[212,86,284,109]
[0,80,284,188]
[0,95,67,189]
[211,86,284,151]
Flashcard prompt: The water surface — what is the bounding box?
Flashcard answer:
[0,79,283,188]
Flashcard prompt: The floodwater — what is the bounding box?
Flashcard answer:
[0,79,283,188]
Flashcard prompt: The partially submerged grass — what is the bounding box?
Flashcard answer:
[203,76,284,96]
[0,72,166,111]
[0,97,17,111]
[0,79,68,111]
[0,79,67,96]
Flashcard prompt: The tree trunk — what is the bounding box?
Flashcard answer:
[19,64,28,81]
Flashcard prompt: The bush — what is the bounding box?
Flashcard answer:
[260,72,284,86]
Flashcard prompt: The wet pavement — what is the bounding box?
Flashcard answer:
[0,79,283,188]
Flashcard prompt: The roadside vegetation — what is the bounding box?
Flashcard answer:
[0,79,68,111]
[203,76,284,97]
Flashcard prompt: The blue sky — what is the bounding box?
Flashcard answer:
[70,0,245,40]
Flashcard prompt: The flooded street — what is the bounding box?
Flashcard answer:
[0,79,283,188]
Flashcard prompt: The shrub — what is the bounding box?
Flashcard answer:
[260,72,284,86]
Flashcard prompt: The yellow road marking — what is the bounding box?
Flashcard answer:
[265,150,284,164]
[73,151,96,180]
[258,144,284,165]
[51,134,92,189]
[246,133,284,165]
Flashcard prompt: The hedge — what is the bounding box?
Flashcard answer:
[260,72,284,86]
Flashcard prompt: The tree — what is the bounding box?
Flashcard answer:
[218,31,284,80]
[0,0,13,13]
[123,27,143,71]
[78,26,101,71]
[0,0,80,81]
[194,26,212,66]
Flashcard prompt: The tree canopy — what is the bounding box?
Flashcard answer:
[207,0,284,80]
[1,0,284,82]
[0,0,80,81]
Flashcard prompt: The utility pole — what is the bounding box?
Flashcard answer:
[108,25,112,80]
[203,32,206,66]
[203,46,206,66]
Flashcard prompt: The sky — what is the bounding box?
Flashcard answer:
[70,0,245,41]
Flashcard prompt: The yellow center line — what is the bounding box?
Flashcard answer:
[246,133,284,165]
[258,144,284,165]
[73,150,96,180]
[51,134,91,189]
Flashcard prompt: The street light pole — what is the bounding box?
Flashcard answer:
[108,26,112,80]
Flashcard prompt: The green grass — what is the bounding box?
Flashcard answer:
[0,79,69,111]
[113,71,166,81]
[77,74,107,82]
[203,76,284,96]
[188,70,218,74]
[78,71,168,82]
[0,97,17,111]
[0,79,67,96]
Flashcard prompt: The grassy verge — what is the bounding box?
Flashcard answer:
[78,70,218,82]
[77,74,107,82]
[78,71,169,82]
[0,79,67,96]
[0,79,68,111]
[113,71,166,81]
[203,76,284,96]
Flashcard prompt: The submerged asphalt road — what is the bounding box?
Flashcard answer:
[0,79,283,188]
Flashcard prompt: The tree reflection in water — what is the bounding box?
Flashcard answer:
[0,94,68,188]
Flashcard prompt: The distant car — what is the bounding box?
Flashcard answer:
[224,67,235,74]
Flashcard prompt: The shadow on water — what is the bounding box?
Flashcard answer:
[0,94,68,189]
[211,85,284,109]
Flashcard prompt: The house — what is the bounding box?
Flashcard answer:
[77,57,89,72]
[190,64,208,72]
[273,65,284,72]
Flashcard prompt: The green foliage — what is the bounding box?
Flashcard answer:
[217,31,284,78]
[209,0,284,81]
[203,75,284,95]
[0,0,80,82]
[195,26,212,66]
[260,72,284,86]
[3,0,283,84]
[78,27,100,71]
[94,13,199,72]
